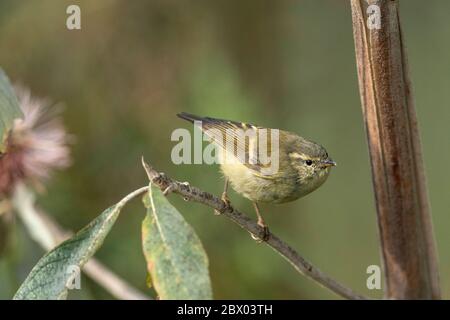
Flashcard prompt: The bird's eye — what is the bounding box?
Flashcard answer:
[305,160,313,166]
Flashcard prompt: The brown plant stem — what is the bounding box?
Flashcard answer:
[350,0,440,299]
[141,158,369,300]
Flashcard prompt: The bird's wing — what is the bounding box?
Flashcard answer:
[177,113,279,177]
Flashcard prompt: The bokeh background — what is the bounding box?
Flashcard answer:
[0,0,449,299]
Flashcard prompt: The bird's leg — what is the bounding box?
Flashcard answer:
[251,202,270,242]
[221,178,231,206]
[215,178,231,215]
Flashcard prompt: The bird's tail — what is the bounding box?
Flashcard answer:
[177,112,250,130]
[176,112,206,124]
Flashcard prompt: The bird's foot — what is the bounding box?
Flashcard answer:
[251,222,270,243]
[214,193,232,215]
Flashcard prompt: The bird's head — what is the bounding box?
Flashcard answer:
[287,137,336,186]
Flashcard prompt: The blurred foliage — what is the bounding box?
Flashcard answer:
[1,0,449,299]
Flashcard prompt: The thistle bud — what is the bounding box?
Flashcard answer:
[0,87,71,196]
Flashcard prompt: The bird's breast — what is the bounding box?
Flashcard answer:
[220,162,302,203]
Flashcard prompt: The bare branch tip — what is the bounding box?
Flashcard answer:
[141,156,157,182]
[141,156,149,171]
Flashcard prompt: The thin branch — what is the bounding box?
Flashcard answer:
[141,158,369,300]
[11,183,151,300]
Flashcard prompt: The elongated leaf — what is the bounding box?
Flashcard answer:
[14,188,144,300]
[0,68,23,153]
[142,185,212,299]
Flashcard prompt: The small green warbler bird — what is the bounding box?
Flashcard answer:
[178,112,336,240]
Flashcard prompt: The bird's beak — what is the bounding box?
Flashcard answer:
[321,159,337,167]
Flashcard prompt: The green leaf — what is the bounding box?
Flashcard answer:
[142,185,213,299]
[14,188,144,300]
[0,68,23,153]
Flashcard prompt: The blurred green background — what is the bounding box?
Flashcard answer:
[0,0,449,299]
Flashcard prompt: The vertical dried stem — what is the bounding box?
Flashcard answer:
[350,0,440,299]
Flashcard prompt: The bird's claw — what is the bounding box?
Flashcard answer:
[214,193,232,215]
[251,223,270,242]
[221,193,231,208]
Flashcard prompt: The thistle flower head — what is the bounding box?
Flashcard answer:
[0,87,71,196]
